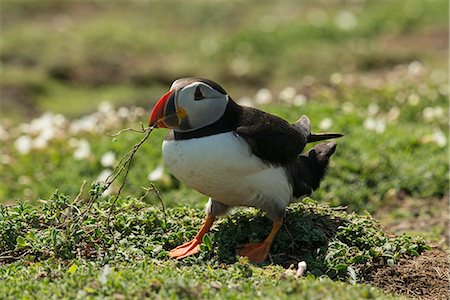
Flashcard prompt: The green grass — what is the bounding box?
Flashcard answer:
[1,259,402,299]
[0,0,448,298]
[1,192,424,299]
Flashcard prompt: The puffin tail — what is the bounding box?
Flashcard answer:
[308,133,343,143]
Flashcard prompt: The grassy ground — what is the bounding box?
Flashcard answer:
[0,0,449,299]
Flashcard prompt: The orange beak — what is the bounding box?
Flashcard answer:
[149,90,178,128]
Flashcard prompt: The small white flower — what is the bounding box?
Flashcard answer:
[293,94,307,107]
[319,118,333,130]
[14,135,33,154]
[364,118,385,134]
[148,165,165,181]
[97,169,112,182]
[296,261,307,277]
[237,97,254,107]
[278,87,297,103]
[230,57,250,76]
[422,107,435,121]
[364,118,377,131]
[432,129,446,147]
[330,73,343,85]
[335,11,357,31]
[98,101,113,114]
[32,135,48,149]
[73,139,91,160]
[254,88,273,104]
[408,61,423,76]
[99,264,111,284]
[407,93,420,106]
[100,151,116,167]
[117,107,130,119]
[97,169,113,196]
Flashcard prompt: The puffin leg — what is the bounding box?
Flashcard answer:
[169,214,215,259]
[236,218,283,263]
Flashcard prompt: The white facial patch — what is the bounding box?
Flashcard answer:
[174,82,229,132]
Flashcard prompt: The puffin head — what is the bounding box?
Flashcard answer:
[149,78,229,132]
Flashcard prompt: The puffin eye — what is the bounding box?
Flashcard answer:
[194,86,204,101]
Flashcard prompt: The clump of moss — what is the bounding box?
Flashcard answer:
[0,191,428,282]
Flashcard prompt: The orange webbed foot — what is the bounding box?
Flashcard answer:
[169,239,201,259]
[169,214,216,260]
[236,242,271,263]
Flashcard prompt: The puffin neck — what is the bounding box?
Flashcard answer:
[173,100,242,140]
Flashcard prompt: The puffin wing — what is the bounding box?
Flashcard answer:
[236,107,308,165]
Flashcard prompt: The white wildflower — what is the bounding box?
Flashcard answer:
[32,135,48,150]
[14,135,33,154]
[407,93,420,106]
[296,261,307,277]
[432,129,446,147]
[330,73,343,85]
[422,107,435,122]
[230,56,250,76]
[278,86,297,103]
[117,107,130,119]
[73,139,91,160]
[335,11,357,31]
[254,88,273,104]
[98,101,113,114]
[70,115,98,134]
[363,118,377,131]
[97,169,112,196]
[408,61,423,76]
[319,118,333,130]
[364,118,385,134]
[148,165,165,181]
[99,264,111,285]
[237,97,254,107]
[100,151,116,168]
[97,169,112,182]
[293,94,307,106]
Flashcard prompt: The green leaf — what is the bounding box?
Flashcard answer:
[16,236,28,248]
[202,234,212,251]
[67,263,78,274]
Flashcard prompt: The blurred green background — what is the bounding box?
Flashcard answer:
[1,0,447,121]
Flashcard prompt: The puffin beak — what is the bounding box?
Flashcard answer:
[149,90,184,128]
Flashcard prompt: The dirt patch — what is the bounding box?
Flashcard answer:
[375,195,449,248]
[365,248,449,300]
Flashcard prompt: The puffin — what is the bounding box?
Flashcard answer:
[149,78,342,263]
